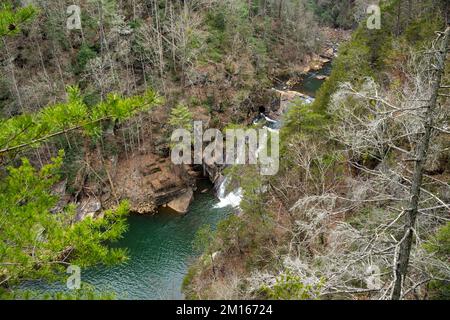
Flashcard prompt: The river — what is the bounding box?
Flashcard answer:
[23,61,332,300]
[82,180,234,300]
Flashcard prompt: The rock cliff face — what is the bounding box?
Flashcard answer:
[73,73,328,218]
[73,145,199,217]
[112,153,196,214]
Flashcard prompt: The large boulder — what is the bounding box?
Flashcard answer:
[321,47,335,59]
[166,188,194,214]
[273,89,312,115]
[76,198,102,221]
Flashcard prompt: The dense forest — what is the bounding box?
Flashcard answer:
[0,0,448,300]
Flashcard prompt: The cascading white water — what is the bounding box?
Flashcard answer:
[214,117,281,209]
[214,176,243,209]
[217,92,315,209]
[262,114,277,124]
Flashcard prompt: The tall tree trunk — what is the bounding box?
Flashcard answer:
[391,27,450,300]
[278,0,283,20]
[396,0,402,36]
[407,0,412,22]
[444,0,449,25]
[2,38,23,112]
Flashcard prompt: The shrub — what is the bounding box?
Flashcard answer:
[74,44,97,75]
[260,272,322,300]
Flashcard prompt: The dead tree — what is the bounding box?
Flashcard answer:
[282,27,450,300]
[391,27,450,300]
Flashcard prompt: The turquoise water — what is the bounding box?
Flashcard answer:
[82,185,233,300]
[276,62,332,97]
[21,184,233,300]
[294,62,332,97]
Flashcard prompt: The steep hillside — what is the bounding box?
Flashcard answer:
[0,0,448,301]
[184,0,449,300]
[0,0,347,298]
[0,0,339,215]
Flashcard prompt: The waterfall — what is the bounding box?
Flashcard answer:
[214,123,279,209]
[215,91,316,209]
[304,96,315,104]
[262,113,277,124]
[214,176,243,209]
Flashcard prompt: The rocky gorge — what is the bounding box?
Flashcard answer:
[71,29,348,220]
